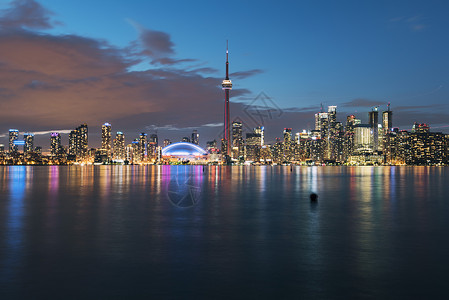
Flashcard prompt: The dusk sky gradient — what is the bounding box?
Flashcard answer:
[1,0,449,149]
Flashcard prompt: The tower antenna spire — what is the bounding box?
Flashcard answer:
[226,40,229,80]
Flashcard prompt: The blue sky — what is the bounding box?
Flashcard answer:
[1,0,449,148]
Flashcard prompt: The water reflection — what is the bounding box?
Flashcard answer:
[0,166,28,282]
[0,166,448,299]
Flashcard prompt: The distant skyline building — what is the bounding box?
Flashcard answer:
[68,130,77,155]
[232,121,244,159]
[9,129,19,153]
[50,132,61,156]
[24,133,34,154]
[75,123,88,159]
[101,123,112,157]
[191,130,199,145]
[369,107,379,151]
[221,41,233,161]
[139,133,147,161]
[383,103,393,133]
[163,139,171,147]
[113,132,125,160]
[254,126,265,146]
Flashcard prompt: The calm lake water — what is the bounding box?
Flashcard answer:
[1,165,448,299]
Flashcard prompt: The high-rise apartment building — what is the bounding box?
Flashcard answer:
[369,107,379,151]
[9,129,19,153]
[24,133,34,153]
[101,123,112,157]
[50,132,61,156]
[75,123,88,158]
[113,132,125,160]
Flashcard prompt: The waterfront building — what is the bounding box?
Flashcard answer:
[75,123,88,159]
[24,133,34,154]
[148,134,158,159]
[191,130,199,145]
[50,132,61,156]
[245,131,261,162]
[101,123,112,157]
[113,132,125,160]
[9,129,19,153]
[354,124,372,153]
[139,133,147,162]
[369,107,379,152]
[232,121,244,160]
[283,128,293,162]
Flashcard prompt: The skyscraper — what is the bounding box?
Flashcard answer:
[283,128,293,161]
[382,103,393,133]
[50,132,61,156]
[139,133,147,161]
[113,132,125,160]
[9,129,19,153]
[101,123,112,157]
[75,123,88,158]
[245,131,261,162]
[191,130,199,145]
[24,133,34,154]
[69,130,77,155]
[232,121,244,159]
[369,107,379,151]
[254,126,265,146]
[148,133,158,159]
[221,41,233,161]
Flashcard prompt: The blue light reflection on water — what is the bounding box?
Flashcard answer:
[0,166,27,284]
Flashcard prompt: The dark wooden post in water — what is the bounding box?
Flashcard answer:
[310,193,318,202]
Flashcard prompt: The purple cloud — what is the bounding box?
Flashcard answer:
[230,69,263,79]
[0,0,55,30]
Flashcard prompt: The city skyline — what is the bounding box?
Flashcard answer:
[1,0,449,148]
[0,102,444,151]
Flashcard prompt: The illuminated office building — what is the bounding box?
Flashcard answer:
[409,124,445,165]
[9,129,19,153]
[254,126,264,146]
[232,121,244,159]
[354,124,372,153]
[245,131,261,162]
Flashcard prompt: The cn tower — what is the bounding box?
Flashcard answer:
[222,41,233,162]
